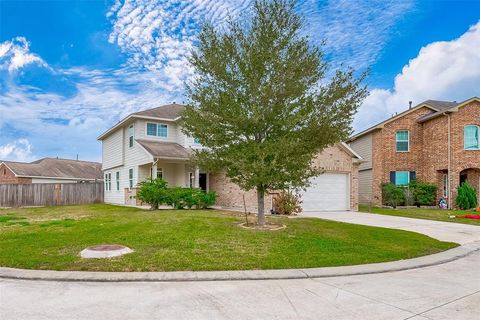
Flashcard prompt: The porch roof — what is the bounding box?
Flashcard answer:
[136,139,192,161]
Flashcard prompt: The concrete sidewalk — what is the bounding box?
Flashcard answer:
[300,211,480,244]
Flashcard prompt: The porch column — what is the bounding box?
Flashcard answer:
[194,167,200,188]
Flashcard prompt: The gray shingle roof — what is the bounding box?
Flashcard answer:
[1,158,103,180]
[131,103,185,119]
[417,100,460,123]
[136,139,191,160]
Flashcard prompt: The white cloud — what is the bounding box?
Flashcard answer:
[0,37,47,72]
[355,20,480,132]
[0,139,33,162]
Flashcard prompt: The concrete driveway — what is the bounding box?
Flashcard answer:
[301,211,480,244]
[1,212,480,320]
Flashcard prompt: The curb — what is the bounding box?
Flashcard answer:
[1,241,479,282]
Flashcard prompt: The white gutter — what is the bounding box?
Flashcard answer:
[447,113,452,209]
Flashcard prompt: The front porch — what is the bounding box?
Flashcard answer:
[436,168,480,208]
[126,161,209,206]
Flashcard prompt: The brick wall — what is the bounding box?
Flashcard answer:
[371,107,432,205]
[370,100,480,207]
[0,164,32,184]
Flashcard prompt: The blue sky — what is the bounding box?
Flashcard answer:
[1,0,479,162]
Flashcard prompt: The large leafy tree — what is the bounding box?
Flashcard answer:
[182,0,367,226]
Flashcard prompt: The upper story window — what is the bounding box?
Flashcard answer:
[395,130,409,152]
[146,123,168,138]
[128,124,134,148]
[464,125,479,150]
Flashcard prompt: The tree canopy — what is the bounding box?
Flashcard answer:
[182,0,367,225]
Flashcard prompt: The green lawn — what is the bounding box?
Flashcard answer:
[359,205,480,226]
[0,204,456,272]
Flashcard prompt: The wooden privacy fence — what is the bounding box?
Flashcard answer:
[0,183,104,207]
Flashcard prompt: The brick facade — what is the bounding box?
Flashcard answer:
[369,100,480,207]
[0,163,32,184]
[210,144,360,212]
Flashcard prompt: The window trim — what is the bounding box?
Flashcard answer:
[128,168,134,189]
[116,171,120,191]
[442,173,449,198]
[395,130,410,152]
[156,167,163,180]
[128,124,134,148]
[464,125,480,150]
[145,122,168,138]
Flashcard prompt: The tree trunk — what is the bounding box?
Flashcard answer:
[257,187,265,226]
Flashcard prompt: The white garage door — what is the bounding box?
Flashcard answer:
[301,173,350,211]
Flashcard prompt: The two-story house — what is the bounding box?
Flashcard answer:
[98,103,364,212]
[348,97,480,208]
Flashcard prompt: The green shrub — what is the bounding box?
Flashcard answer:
[165,188,217,209]
[196,191,217,209]
[456,182,478,210]
[382,183,405,208]
[411,181,437,206]
[272,190,302,215]
[137,179,169,209]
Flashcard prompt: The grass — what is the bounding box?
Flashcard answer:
[0,204,457,272]
[359,205,480,226]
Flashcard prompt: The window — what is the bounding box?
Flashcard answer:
[146,123,168,137]
[396,130,409,152]
[116,171,120,191]
[157,167,163,179]
[464,125,479,150]
[128,125,134,148]
[390,171,411,186]
[129,168,134,189]
[189,172,194,188]
[105,173,112,191]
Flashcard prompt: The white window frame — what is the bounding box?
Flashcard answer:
[395,130,410,152]
[464,125,480,150]
[128,124,134,148]
[116,171,120,191]
[145,122,168,138]
[129,168,134,189]
[157,167,163,179]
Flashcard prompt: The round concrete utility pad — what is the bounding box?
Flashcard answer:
[80,245,133,259]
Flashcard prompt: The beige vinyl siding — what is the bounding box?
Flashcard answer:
[104,167,128,204]
[358,169,373,204]
[349,133,373,170]
[102,129,124,170]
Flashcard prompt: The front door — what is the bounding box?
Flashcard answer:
[199,173,207,191]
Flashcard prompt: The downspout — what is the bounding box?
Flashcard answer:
[446,113,452,209]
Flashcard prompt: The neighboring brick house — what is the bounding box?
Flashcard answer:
[0,158,103,184]
[348,97,480,208]
[99,103,362,212]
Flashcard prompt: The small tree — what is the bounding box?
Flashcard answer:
[456,182,478,210]
[183,0,367,225]
[137,178,168,210]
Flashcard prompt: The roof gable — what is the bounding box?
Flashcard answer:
[98,103,186,140]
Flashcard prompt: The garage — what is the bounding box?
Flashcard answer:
[301,173,350,211]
